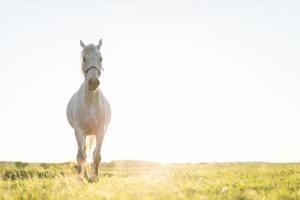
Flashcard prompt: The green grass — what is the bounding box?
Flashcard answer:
[0,161,299,200]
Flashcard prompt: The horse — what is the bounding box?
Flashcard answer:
[66,39,111,181]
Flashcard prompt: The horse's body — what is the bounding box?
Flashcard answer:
[66,39,111,180]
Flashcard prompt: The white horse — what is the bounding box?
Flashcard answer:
[66,39,111,180]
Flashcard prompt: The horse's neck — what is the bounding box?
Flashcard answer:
[80,82,102,105]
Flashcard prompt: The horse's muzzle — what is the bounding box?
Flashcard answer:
[88,77,100,91]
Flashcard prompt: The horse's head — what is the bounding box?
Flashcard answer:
[80,39,103,92]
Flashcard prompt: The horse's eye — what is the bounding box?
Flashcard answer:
[83,57,86,62]
[99,57,102,62]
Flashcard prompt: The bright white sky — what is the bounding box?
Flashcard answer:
[0,0,299,163]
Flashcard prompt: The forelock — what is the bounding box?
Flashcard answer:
[81,44,98,57]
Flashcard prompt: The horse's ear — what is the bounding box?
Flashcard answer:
[97,39,102,50]
[80,40,86,48]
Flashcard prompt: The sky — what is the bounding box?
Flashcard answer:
[0,0,299,163]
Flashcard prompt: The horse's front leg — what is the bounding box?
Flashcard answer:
[75,130,86,177]
[92,131,104,179]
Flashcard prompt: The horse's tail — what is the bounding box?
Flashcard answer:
[85,135,96,163]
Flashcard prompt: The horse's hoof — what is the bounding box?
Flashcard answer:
[77,175,87,183]
[88,175,99,183]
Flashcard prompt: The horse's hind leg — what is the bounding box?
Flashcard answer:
[75,130,86,177]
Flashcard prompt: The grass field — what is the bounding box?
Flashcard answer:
[0,161,299,200]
